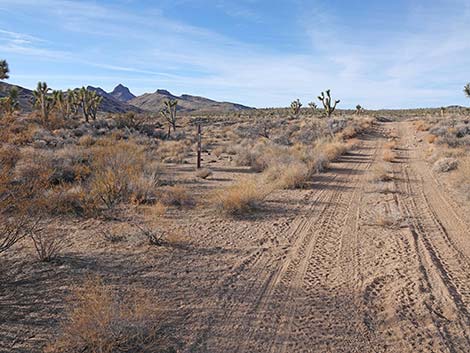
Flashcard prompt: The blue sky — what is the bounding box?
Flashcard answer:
[0,0,469,108]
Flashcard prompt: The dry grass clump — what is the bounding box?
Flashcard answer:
[232,140,276,172]
[195,168,213,179]
[78,135,96,147]
[433,157,458,173]
[45,277,168,353]
[159,185,195,208]
[143,201,167,217]
[371,164,393,182]
[158,140,191,164]
[264,161,309,189]
[320,141,349,161]
[213,177,272,216]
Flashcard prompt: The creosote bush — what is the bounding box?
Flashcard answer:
[88,140,161,210]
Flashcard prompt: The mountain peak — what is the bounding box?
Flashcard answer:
[109,84,135,102]
[155,89,173,96]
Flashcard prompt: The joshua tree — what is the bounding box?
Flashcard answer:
[66,89,80,117]
[88,90,102,121]
[290,99,302,117]
[33,82,54,121]
[464,83,470,98]
[52,90,66,118]
[0,87,19,115]
[318,89,340,118]
[0,60,9,80]
[440,106,446,117]
[77,87,102,122]
[308,101,317,114]
[355,104,363,115]
[160,99,178,137]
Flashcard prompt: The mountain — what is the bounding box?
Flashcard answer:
[0,82,141,114]
[109,84,135,102]
[129,89,252,113]
[87,86,142,113]
[0,82,251,115]
[0,82,33,111]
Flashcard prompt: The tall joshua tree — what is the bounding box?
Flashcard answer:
[88,90,102,121]
[318,89,340,118]
[290,99,302,117]
[33,82,53,121]
[355,104,363,115]
[0,60,9,80]
[160,99,178,137]
[318,89,341,137]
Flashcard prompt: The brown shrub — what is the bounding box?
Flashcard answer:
[158,140,190,164]
[0,215,41,253]
[88,141,160,209]
[45,277,166,353]
[78,135,96,147]
[339,125,357,139]
[265,162,309,189]
[159,185,195,208]
[371,165,393,182]
[320,141,349,161]
[30,227,66,262]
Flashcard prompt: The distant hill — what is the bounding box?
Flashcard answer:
[0,82,251,114]
[0,82,33,111]
[109,84,136,102]
[129,89,252,113]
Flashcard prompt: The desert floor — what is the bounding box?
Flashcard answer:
[2,121,470,352]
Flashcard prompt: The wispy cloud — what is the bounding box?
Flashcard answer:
[2,0,470,108]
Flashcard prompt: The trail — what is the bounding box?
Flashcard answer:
[193,121,470,353]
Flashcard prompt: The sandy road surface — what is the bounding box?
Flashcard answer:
[197,121,470,353]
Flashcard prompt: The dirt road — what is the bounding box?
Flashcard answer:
[2,121,470,353]
[189,121,470,353]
